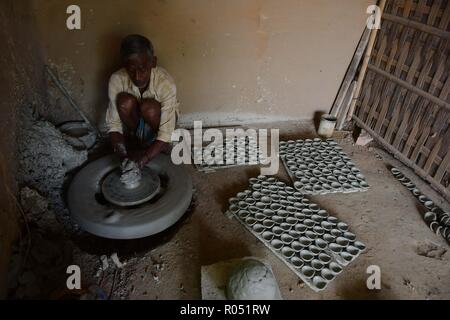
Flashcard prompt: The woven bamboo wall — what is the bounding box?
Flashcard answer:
[354,0,450,200]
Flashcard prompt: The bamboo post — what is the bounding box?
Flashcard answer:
[367,64,450,110]
[346,0,387,122]
[330,28,371,117]
[336,81,357,130]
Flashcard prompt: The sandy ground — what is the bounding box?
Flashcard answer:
[54,121,450,300]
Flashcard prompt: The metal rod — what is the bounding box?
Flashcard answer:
[45,65,99,135]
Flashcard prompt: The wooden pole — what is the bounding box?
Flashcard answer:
[367,64,450,110]
[336,81,357,130]
[383,13,450,39]
[346,0,387,122]
[330,27,371,117]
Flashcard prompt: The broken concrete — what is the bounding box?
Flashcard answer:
[415,240,447,260]
[354,129,373,146]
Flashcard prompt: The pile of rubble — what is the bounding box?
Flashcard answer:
[8,106,90,298]
[16,106,88,231]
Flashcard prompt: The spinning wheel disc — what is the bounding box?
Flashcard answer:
[102,167,161,207]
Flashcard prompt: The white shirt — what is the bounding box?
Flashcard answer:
[105,66,179,143]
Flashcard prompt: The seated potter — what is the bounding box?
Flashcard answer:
[105,34,179,168]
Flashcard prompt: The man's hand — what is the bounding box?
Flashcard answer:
[110,132,128,159]
[136,152,151,170]
[136,140,169,169]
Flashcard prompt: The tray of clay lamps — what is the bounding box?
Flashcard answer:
[192,136,267,172]
[226,175,366,292]
[280,138,369,195]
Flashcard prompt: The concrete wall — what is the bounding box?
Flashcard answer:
[0,0,48,297]
[31,0,373,127]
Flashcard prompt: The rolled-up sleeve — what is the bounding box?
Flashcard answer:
[154,71,179,143]
[105,73,124,134]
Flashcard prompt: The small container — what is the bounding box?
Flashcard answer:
[318,114,337,138]
[318,253,332,264]
[252,224,265,234]
[299,237,313,247]
[301,266,315,279]
[312,276,327,290]
[245,217,257,226]
[321,268,335,281]
[300,250,314,262]
[329,262,343,275]
[272,215,284,224]
[272,226,284,235]
[281,234,294,245]
[291,257,304,268]
[291,241,303,251]
[311,259,324,271]
[238,210,250,219]
[271,239,283,250]
[262,219,275,228]
[262,231,274,241]
[281,246,295,258]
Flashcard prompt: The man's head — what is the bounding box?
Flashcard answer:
[120,34,156,89]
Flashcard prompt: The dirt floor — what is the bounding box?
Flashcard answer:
[9,121,450,299]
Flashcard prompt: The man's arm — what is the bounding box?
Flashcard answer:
[106,72,129,158]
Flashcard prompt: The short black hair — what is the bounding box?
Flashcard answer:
[120,34,154,60]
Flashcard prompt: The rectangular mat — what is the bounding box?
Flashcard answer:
[280,138,369,195]
[227,175,366,292]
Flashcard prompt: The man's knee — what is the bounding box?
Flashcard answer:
[140,98,161,118]
[116,92,138,114]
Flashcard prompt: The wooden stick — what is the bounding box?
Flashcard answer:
[347,0,387,122]
[337,81,357,130]
[383,13,450,39]
[367,64,450,110]
[330,27,371,117]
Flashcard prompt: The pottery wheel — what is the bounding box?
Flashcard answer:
[68,154,193,239]
[102,167,161,207]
